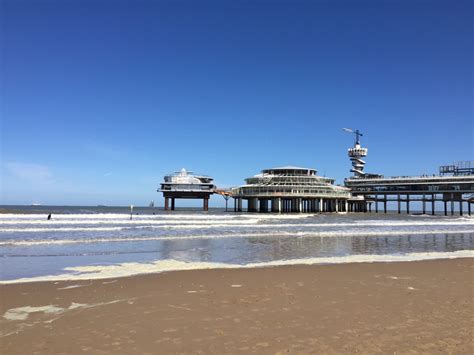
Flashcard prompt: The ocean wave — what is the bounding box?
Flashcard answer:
[1,219,473,233]
[0,213,310,221]
[1,250,472,284]
[1,229,473,247]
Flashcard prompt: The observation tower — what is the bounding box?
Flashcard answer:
[343,128,368,177]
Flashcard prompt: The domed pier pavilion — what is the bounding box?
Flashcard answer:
[231,166,351,213]
[159,168,215,211]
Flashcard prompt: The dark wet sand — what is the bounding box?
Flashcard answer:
[1,258,473,354]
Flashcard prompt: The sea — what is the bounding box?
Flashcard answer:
[1,205,473,283]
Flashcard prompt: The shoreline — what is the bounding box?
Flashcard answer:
[2,250,473,285]
[1,258,473,353]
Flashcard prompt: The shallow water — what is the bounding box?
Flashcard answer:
[0,207,473,282]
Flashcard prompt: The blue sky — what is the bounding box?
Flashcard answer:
[1,0,472,206]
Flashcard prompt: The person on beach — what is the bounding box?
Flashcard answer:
[47,213,52,220]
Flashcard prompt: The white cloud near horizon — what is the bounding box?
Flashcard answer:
[4,162,55,185]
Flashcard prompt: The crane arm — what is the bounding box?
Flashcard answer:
[342,127,363,145]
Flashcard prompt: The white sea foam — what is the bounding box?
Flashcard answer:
[0,216,472,226]
[1,228,473,247]
[1,220,473,233]
[1,250,472,284]
[2,300,124,321]
[3,305,64,321]
[0,219,260,226]
[0,212,311,220]
[57,284,86,290]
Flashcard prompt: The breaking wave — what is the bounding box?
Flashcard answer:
[1,229,473,247]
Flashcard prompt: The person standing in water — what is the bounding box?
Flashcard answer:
[47,213,52,220]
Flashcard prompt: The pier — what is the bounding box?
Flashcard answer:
[231,167,351,213]
[345,173,474,216]
[342,128,474,216]
[158,134,474,215]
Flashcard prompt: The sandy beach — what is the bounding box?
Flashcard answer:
[1,258,473,354]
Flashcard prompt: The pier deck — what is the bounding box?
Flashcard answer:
[345,174,474,215]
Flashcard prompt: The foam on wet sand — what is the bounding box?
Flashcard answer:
[1,250,472,284]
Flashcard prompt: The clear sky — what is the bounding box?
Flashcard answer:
[1,0,472,206]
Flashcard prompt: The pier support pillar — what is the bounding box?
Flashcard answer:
[375,195,378,213]
[432,194,435,215]
[422,194,426,214]
[468,202,471,216]
[345,200,348,212]
[298,198,303,213]
[451,194,454,216]
[368,202,371,213]
[237,198,243,212]
[397,194,401,214]
[406,196,410,214]
[459,200,463,216]
[248,198,258,212]
[203,198,209,211]
[171,198,175,211]
[164,198,169,211]
[384,198,387,214]
[319,199,323,213]
[444,201,447,216]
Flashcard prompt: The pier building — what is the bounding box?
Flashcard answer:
[159,168,215,211]
[231,166,351,213]
[343,129,474,215]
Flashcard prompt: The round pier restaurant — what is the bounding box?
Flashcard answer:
[231,166,351,213]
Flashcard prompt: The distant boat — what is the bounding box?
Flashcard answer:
[149,200,154,208]
[31,203,42,206]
